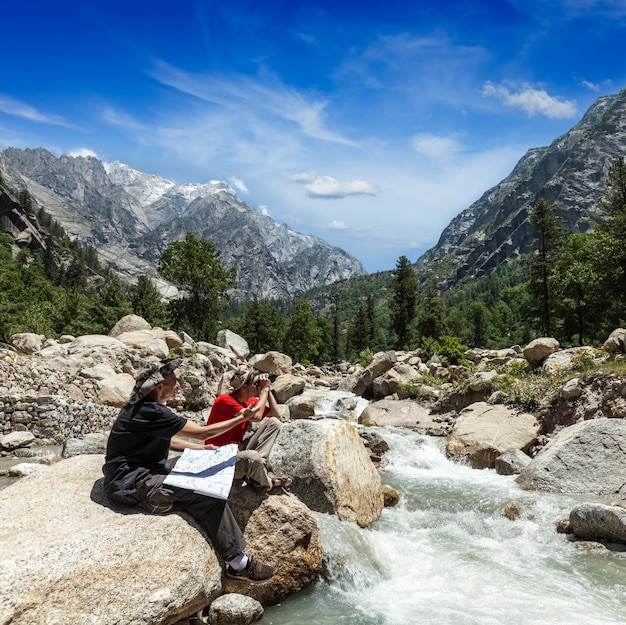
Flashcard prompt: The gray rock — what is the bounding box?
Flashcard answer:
[206,593,263,625]
[358,399,442,434]
[562,377,583,400]
[523,337,560,366]
[271,374,306,403]
[603,328,626,354]
[250,351,293,375]
[216,330,250,359]
[108,314,151,337]
[62,432,109,457]
[0,430,35,451]
[9,333,42,354]
[270,419,384,528]
[570,502,626,543]
[446,402,539,469]
[285,395,316,420]
[0,454,322,625]
[495,449,532,476]
[516,418,626,497]
[7,462,48,477]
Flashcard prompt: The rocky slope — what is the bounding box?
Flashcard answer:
[415,88,626,284]
[0,149,366,299]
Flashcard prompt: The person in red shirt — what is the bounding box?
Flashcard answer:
[205,368,292,491]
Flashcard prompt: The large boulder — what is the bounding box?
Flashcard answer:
[445,402,539,469]
[569,502,626,543]
[358,398,442,435]
[370,363,421,399]
[522,337,560,366]
[216,330,250,360]
[603,328,626,354]
[250,352,293,375]
[516,418,626,498]
[269,419,384,528]
[9,332,42,354]
[271,374,306,403]
[226,483,322,605]
[108,314,151,336]
[0,454,322,625]
[350,351,397,397]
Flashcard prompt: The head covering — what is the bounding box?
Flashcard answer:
[128,358,182,404]
[229,367,256,392]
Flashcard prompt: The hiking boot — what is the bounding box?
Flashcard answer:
[268,473,293,489]
[226,556,275,583]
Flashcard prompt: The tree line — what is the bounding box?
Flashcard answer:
[1,157,625,364]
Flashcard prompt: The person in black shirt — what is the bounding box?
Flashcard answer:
[103,358,274,583]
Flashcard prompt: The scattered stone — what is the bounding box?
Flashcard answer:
[204,593,263,625]
[495,449,532,475]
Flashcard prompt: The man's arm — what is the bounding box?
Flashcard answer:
[177,411,251,440]
[170,436,217,451]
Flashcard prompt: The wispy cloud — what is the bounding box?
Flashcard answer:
[149,61,355,146]
[326,220,348,230]
[482,82,577,118]
[411,134,463,161]
[287,172,377,199]
[228,176,248,194]
[0,94,74,127]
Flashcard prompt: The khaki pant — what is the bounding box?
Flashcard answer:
[235,416,281,490]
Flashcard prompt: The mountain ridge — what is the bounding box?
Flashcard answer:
[414,90,625,283]
[0,148,366,300]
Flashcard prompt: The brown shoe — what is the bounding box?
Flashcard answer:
[226,556,275,583]
[268,473,293,488]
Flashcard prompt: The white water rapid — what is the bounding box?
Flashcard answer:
[264,390,626,625]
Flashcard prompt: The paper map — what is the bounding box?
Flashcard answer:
[163,444,237,499]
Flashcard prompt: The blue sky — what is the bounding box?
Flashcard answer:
[1,0,625,273]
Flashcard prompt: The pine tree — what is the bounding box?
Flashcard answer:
[390,255,419,349]
[417,276,447,340]
[130,275,167,327]
[282,299,321,364]
[527,198,567,337]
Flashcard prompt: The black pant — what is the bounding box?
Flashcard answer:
[136,458,246,562]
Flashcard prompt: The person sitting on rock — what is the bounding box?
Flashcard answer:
[205,368,292,492]
[103,358,274,583]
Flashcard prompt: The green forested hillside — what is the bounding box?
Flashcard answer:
[3,156,626,363]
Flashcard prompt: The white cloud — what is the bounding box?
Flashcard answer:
[482,82,577,119]
[68,148,99,158]
[258,205,270,216]
[288,173,377,199]
[285,171,318,183]
[411,134,462,160]
[0,94,73,127]
[326,220,348,230]
[228,176,248,194]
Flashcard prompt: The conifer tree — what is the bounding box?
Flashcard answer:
[282,299,321,364]
[417,275,447,340]
[598,156,626,324]
[390,255,419,349]
[130,275,167,327]
[527,198,567,337]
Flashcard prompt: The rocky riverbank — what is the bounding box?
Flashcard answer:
[2,317,626,624]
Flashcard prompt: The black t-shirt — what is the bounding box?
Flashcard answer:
[103,398,186,503]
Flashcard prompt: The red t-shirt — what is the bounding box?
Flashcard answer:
[204,394,258,446]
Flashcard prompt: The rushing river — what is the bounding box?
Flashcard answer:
[264,391,626,625]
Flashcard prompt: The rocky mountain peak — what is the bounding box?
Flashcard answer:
[0,148,366,299]
[415,88,626,285]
